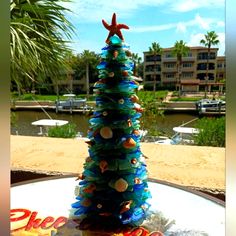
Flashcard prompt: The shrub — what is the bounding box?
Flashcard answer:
[193,117,225,147]
[47,123,77,138]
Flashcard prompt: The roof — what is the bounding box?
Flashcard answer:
[144,46,219,54]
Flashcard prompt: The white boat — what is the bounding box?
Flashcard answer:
[55,94,90,113]
[143,126,200,145]
[195,99,225,115]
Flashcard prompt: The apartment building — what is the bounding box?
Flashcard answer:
[143,46,225,93]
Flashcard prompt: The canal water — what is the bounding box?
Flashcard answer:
[11,111,198,137]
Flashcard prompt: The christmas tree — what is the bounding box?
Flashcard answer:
[71,13,151,231]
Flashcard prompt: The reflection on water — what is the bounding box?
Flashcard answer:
[11,111,198,137]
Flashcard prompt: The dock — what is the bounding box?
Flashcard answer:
[11,101,94,114]
[11,100,225,116]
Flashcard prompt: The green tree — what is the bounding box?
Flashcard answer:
[10,0,74,95]
[79,50,100,98]
[200,31,219,97]
[172,40,189,96]
[131,53,142,76]
[148,42,162,92]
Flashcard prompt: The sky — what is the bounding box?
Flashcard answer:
[62,0,225,59]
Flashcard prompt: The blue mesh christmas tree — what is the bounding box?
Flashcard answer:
[71,13,151,230]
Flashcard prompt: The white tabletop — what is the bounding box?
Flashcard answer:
[31,119,68,127]
[11,177,225,235]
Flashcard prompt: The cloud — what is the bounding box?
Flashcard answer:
[188,32,225,55]
[61,0,169,23]
[176,22,187,33]
[130,23,175,33]
[170,0,224,12]
[130,14,221,33]
[61,0,225,23]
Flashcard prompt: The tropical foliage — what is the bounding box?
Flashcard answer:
[200,31,219,97]
[172,40,189,96]
[194,117,225,147]
[148,42,163,92]
[10,0,74,94]
[76,50,100,96]
[47,123,77,138]
[131,53,142,76]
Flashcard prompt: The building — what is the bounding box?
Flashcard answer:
[143,46,225,93]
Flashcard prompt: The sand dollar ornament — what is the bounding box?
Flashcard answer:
[108,72,115,77]
[100,126,113,139]
[102,111,108,116]
[118,98,125,104]
[114,178,128,192]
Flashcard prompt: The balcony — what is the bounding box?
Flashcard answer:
[180,79,200,85]
[162,78,176,83]
[162,68,177,72]
[182,56,196,62]
[182,67,194,72]
[162,57,176,62]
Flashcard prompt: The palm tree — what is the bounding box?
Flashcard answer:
[172,40,189,96]
[149,42,162,92]
[131,53,142,76]
[200,31,219,97]
[79,50,99,98]
[10,0,74,95]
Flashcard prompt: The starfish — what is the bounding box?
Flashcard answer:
[102,13,129,43]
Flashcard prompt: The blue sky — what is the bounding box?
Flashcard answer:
[62,0,225,59]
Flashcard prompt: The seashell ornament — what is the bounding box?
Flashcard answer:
[130,94,139,103]
[99,160,108,173]
[123,137,136,149]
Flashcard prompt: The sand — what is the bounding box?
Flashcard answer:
[10,135,225,190]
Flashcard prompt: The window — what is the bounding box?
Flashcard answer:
[187,52,192,57]
[145,55,161,62]
[217,63,225,68]
[182,72,193,78]
[198,52,216,60]
[164,63,175,68]
[183,63,192,67]
[165,73,175,79]
[165,53,173,58]
[145,65,161,72]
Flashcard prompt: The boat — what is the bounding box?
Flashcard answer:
[55,94,91,114]
[142,126,199,145]
[195,99,225,115]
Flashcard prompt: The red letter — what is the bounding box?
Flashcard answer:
[25,212,42,231]
[52,216,67,229]
[40,216,55,229]
[10,209,31,222]
[10,209,31,231]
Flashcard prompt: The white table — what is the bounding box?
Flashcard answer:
[11,177,225,235]
[31,119,68,135]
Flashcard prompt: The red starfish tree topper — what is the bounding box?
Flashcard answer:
[102,13,129,43]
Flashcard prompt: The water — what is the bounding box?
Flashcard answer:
[11,111,198,137]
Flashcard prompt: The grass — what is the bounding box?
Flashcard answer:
[170,97,201,102]
[47,123,78,138]
[11,93,95,101]
[137,90,168,102]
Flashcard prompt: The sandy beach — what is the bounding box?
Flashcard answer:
[11,135,225,190]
